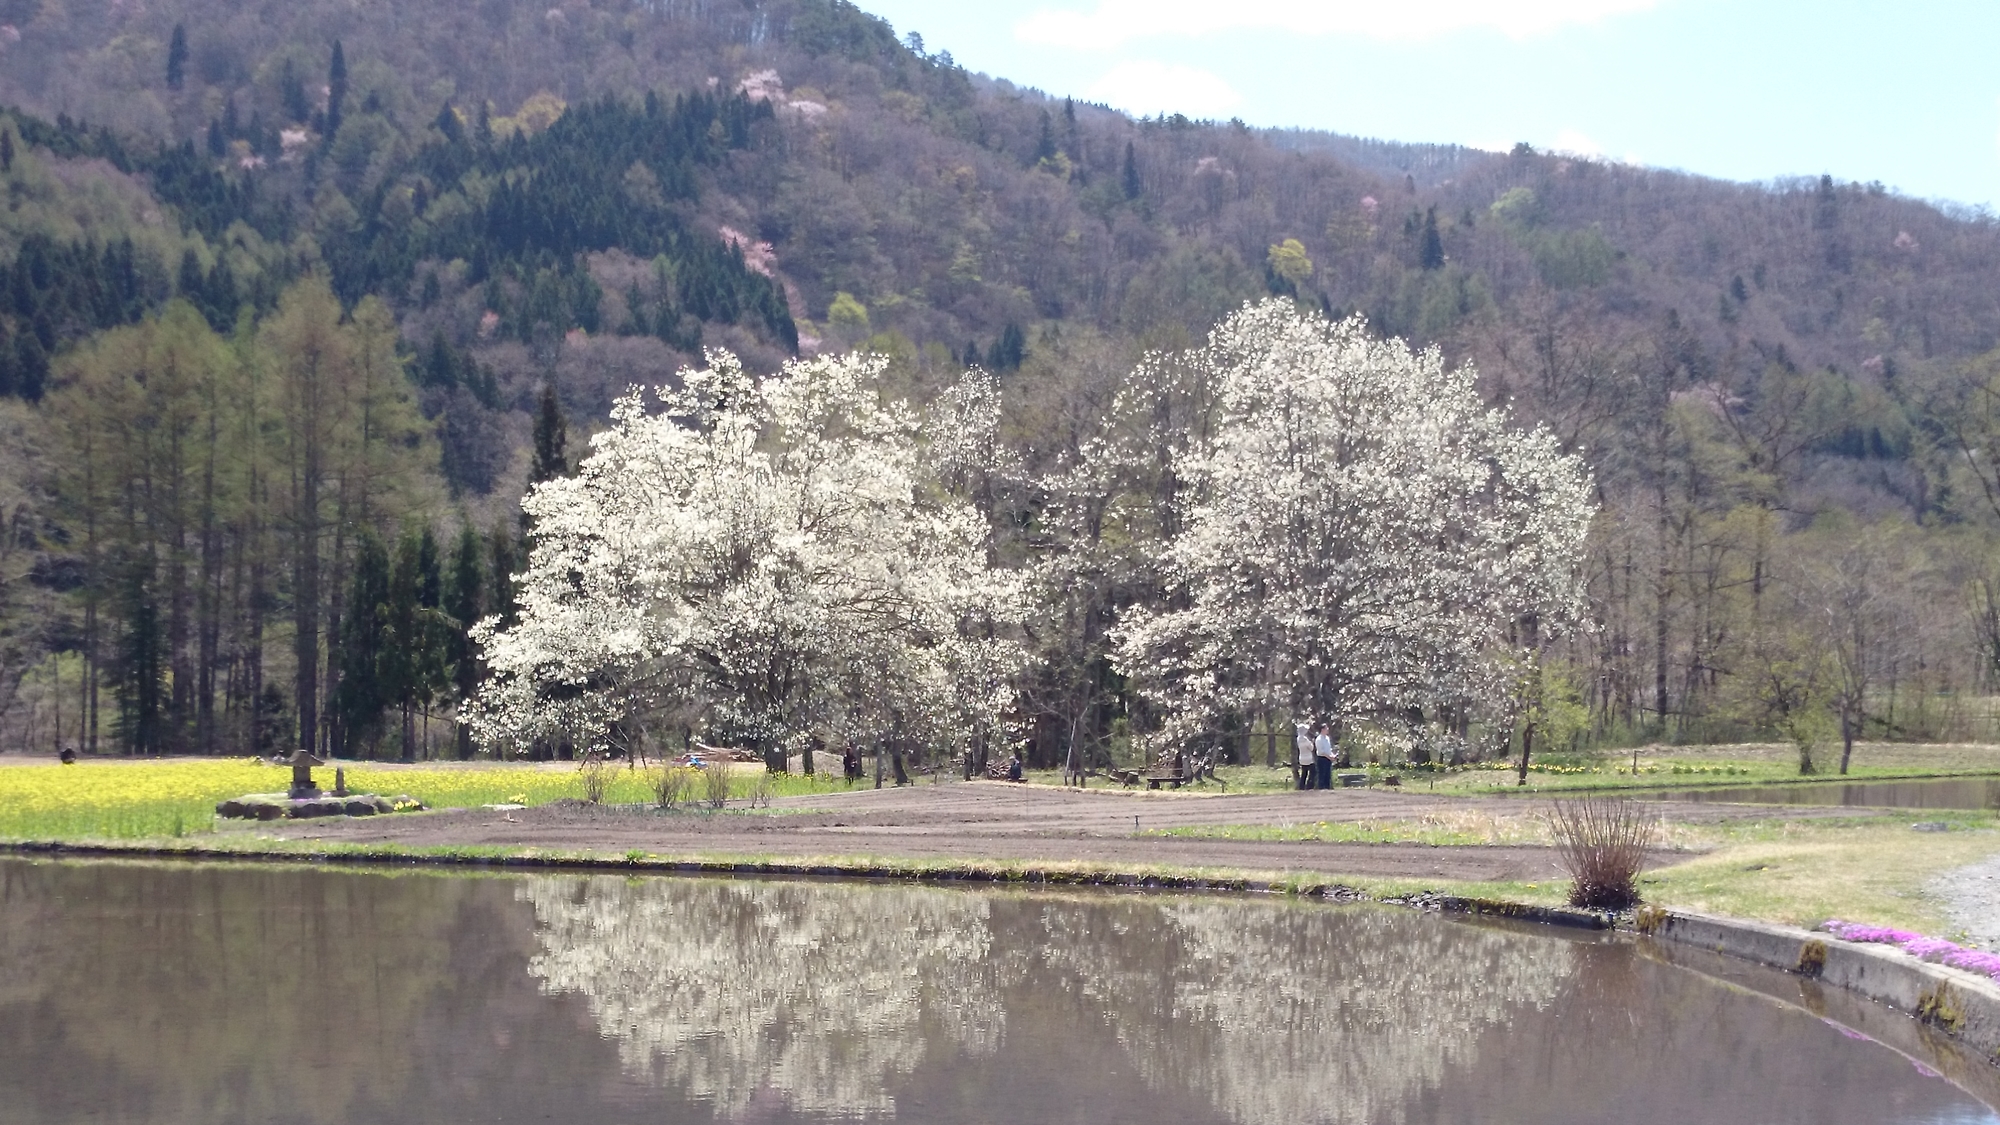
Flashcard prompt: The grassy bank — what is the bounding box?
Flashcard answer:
[6,751,1999,941]
[1155,806,2000,937]
[1035,741,2000,796]
[0,757,855,839]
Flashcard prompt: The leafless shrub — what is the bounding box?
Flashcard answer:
[579,757,612,804]
[652,765,696,809]
[748,768,776,808]
[1549,797,1658,910]
[700,761,733,809]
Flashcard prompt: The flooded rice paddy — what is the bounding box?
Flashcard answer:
[1,857,1996,1125]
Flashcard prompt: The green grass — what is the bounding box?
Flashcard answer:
[1025,742,2000,798]
[0,758,857,841]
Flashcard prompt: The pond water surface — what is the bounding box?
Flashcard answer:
[1657,775,2000,810]
[2,857,1996,1125]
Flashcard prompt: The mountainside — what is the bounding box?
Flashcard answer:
[5,0,2000,763]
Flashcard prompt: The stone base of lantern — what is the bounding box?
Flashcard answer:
[215,793,426,820]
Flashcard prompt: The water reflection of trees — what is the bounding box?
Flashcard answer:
[524,878,1572,1125]
[518,876,1009,1118]
[1036,899,1573,1125]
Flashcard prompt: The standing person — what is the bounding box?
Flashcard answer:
[1295,723,1315,790]
[1314,724,1336,791]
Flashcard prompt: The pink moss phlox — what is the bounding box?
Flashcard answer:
[1821,919,2000,985]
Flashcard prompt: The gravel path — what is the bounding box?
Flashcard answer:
[1936,853,2000,949]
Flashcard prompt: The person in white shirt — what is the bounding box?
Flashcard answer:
[1294,724,1315,790]
[1314,725,1336,791]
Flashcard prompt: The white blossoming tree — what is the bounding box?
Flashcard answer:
[1112,301,1595,755]
[466,349,1025,762]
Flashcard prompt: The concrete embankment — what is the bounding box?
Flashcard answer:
[1637,907,2000,1059]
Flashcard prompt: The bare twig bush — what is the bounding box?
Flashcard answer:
[700,762,733,809]
[652,765,696,809]
[748,768,776,808]
[1549,797,1659,910]
[579,757,612,804]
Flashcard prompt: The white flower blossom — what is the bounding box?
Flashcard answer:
[467,349,1026,756]
[1112,301,1594,744]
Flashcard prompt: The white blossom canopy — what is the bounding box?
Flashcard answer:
[467,349,1026,756]
[1112,301,1595,745]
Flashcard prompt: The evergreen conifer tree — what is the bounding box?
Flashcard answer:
[434,101,463,145]
[488,521,519,628]
[335,533,392,757]
[166,24,188,91]
[1122,141,1141,199]
[531,382,568,483]
[446,525,484,758]
[327,41,348,138]
[1419,206,1445,271]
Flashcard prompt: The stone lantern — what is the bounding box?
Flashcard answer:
[285,749,326,801]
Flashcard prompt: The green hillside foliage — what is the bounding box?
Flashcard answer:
[3,0,2000,766]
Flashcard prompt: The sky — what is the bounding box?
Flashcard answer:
[856,0,2000,212]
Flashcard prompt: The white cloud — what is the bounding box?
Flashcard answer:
[1550,128,1604,157]
[1084,60,1244,118]
[1018,0,1660,48]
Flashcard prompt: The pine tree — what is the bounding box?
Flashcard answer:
[116,562,167,755]
[1419,206,1445,271]
[166,24,188,91]
[176,249,204,300]
[1,129,15,173]
[488,520,519,627]
[531,382,568,483]
[206,119,226,158]
[433,101,463,145]
[327,41,348,138]
[1035,110,1057,163]
[1122,141,1141,199]
[280,60,310,124]
[446,525,484,758]
[334,533,392,756]
[15,332,47,401]
[422,331,459,389]
[986,322,1026,372]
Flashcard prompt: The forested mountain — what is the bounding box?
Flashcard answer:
[4,0,2000,766]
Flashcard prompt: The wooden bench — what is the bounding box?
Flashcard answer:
[1141,749,1225,790]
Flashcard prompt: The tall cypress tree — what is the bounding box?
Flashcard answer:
[334,533,392,757]
[487,520,519,628]
[530,382,567,483]
[165,24,188,91]
[1121,141,1141,199]
[327,40,348,137]
[116,562,166,755]
[1418,206,1445,271]
[445,525,484,758]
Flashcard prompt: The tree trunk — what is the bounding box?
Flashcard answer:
[1516,721,1535,787]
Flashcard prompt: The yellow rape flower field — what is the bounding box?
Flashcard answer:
[0,758,843,841]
